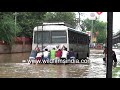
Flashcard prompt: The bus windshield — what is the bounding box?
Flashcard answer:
[51,31,67,43]
[34,31,50,44]
[34,31,67,44]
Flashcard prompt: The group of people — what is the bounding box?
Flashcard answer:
[29,46,76,64]
[103,47,117,67]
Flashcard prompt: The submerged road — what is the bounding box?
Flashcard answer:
[0,49,107,78]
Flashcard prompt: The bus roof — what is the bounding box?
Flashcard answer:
[34,22,73,31]
[34,25,68,31]
[33,22,88,36]
[43,22,65,25]
[68,27,88,36]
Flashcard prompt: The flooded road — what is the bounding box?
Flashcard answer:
[0,63,89,78]
[82,50,106,78]
[0,49,107,78]
[0,53,30,63]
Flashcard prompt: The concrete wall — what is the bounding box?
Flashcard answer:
[0,44,32,54]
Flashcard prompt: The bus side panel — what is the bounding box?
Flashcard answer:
[69,44,89,59]
[68,29,90,60]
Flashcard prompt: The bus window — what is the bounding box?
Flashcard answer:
[51,31,67,43]
[34,31,50,44]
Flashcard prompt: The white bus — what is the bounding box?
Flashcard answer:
[32,22,90,59]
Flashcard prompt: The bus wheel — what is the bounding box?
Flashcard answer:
[87,53,89,57]
[76,53,79,59]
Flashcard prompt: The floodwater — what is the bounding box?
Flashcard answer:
[0,49,107,78]
[0,53,30,63]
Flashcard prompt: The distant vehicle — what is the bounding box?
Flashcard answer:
[112,44,119,49]
[113,44,118,49]
[112,46,118,49]
[32,22,90,59]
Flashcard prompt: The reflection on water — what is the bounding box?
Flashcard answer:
[0,63,89,78]
[0,52,30,63]
[0,52,106,78]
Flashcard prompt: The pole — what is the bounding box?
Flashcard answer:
[13,12,18,37]
[79,12,80,27]
[78,12,82,32]
[15,14,16,37]
[42,23,43,55]
[91,20,93,46]
[37,26,38,47]
[41,23,44,60]
[106,12,113,78]
[14,12,17,37]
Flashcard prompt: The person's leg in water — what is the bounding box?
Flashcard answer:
[103,57,106,65]
[113,58,117,67]
[36,57,41,65]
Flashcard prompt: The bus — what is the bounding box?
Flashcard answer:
[32,22,90,60]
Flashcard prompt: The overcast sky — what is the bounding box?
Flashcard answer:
[75,12,120,34]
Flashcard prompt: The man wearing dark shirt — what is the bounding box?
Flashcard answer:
[69,48,75,60]
[112,50,117,67]
[29,48,38,64]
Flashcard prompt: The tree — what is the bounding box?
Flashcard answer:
[44,12,76,28]
[81,18,92,32]
[0,12,21,45]
[81,18,107,43]
[94,20,107,43]
[17,12,46,37]
[0,12,46,44]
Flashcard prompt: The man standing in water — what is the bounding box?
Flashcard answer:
[29,47,38,64]
[103,47,107,64]
[112,50,117,67]
[103,47,117,67]
[50,48,56,60]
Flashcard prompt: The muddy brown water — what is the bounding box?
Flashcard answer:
[0,50,107,78]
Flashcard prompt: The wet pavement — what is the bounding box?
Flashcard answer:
[0,53,30,63]
[112,48,120,78]
[112,49,120,63]
[82,49,106,78]
[0,49,107,78]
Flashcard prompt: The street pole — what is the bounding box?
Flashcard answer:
[13,12,18,37]
[77,12,81,32]
[42,24,43,52]
[79,12,80,27]
[15,13,16,37]
[106,12,113,78]
[41,23,43,57]
[37,26,38,47]
[91,20,93,46]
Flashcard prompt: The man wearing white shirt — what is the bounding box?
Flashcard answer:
[43,49,50,61]
[61,48,68,60]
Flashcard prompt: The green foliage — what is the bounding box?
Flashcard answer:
[0,12,107,44]
[44,12,76,28]
[112,64,120,78]
[0,12,46,44]
[17,12,46,37]
[97,31,106,43]
[81,18,92,31]
[81,18,107,43]
[0,13,20,45]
